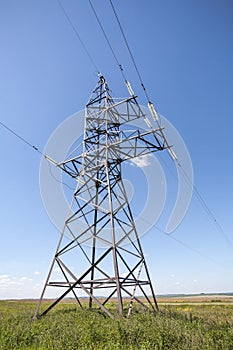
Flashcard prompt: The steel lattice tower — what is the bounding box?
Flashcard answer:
[34,76,168,319]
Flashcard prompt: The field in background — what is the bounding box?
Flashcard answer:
[157,294,233,304]
[0,296,233,349]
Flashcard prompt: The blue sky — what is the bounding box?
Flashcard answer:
[0,0,233,299]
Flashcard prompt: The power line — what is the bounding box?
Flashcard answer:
[109,0,151,103]
[1,1,231,254]
[88,0,232,251]
[48,162,75,191]
[156,146,233,249]
[158,149,233,249]
[0,120,43,156]
[176,161,233,249]
[88,0,128,84]
[135,214,227,268]
[56,0,100,74]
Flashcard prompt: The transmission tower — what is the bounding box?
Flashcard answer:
[34,76,168,319]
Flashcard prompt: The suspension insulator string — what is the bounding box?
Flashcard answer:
[106,1,233,249]
[107,0,179,161]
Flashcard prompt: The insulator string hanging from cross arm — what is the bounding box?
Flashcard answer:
[57,0,233,251]
[107,1,233,249]
[1,1,231,255]
[106,1,233,249]
[101,0,177,160]
[1,110,230,261]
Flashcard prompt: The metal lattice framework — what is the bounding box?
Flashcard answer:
[34,76,168,319]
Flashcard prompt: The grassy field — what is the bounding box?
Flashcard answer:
[0,298,233,349]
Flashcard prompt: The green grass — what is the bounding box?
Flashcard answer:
[0,300,233,349]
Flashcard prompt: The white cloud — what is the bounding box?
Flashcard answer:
[53,267,62,276]
[33,283,43,290]
[0,275,33,289]
[122,272,128,278]
[20,277,32,282]
[0,275,10,286]
[175,281,180,285]
[34,271,40,275]
[130,154,152,168]
[0,276,44,299]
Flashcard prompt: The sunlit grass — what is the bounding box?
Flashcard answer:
[0,300,232,349]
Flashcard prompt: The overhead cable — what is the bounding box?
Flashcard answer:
[136,214,227,268]
[157,151,233,249]
[0,119,60,165]
[177,162,233,248]
[107,1,232,249]
[109,0,151,102]
[89,0,232,250]
[88,0,130,88]
[0,120,43,156]
[2,1,230,253]
[56,0,100,74]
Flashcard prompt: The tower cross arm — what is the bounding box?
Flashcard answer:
[109,127,170,162]
[45,154,83,178]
